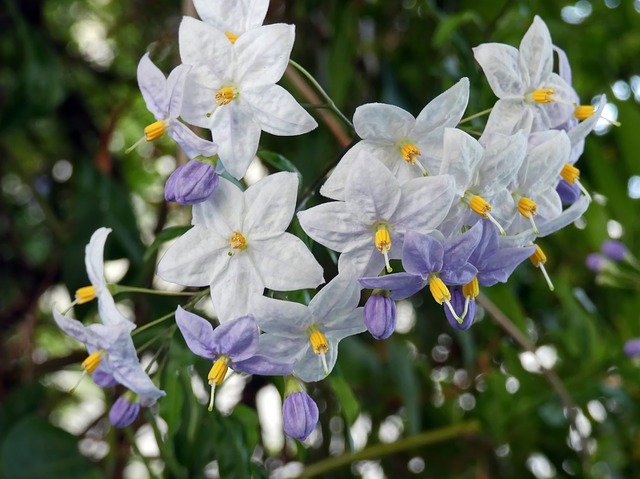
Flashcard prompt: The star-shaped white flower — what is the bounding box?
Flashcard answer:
[473,16,575,135]
[192,0,269,43]
[298,157,455,278]
[320,78,469,200]
[252,273,365,382]
[178,18,317,179]
[157,172,324,322]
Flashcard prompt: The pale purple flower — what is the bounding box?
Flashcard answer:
[283,391,319,441]
[601,240,629,262]
[164,159,219,205]
[192,0,269,40]
[443,288,475,330]
[586,253,608,273]
[364,294,396,340]
[109,395,141,428]
[624,339,640,358]
[556,179,581,206]
[92,368,118,388]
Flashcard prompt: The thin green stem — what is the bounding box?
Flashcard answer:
[112,284,196,297]
[132,289,208,337]
[288,59,354,130]
[459,127,483,137]
[146,410,188,479]
[458,107,493,124]
[298,421,480,478]
[124,427,162,479]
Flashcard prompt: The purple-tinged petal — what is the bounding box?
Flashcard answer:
[164,160,219,205]
[233,354,294,376]
[601,240,629,262]
[92,368,118,388]
[556,180,580,206]
[211,315,259,362]
[442,221,483,272]
[168,121,218,160]
[586,253,607,273]
[553,46,572,86]
[444,288,475,330]
[137,53,167,119]
[468,220,499,267]
[359,272,425,301]
[364,294,396,340]
[175,306,218,360]
[477,245,535,286]
[283,392,319,441]
[440,263,478,286]
[402,231,444,277]
[165,65,189,119]
[109,396,141,428]
[623,339,640,358]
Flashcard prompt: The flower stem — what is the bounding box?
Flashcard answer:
[288,59,354,131]
[298,421,480,478]
[112,284,196,297]
[458,107,493,124]
[124,427,162,479]
[145,410,188,479]
[132,289,209,336]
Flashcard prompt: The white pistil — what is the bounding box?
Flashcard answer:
[576,180,592,202]
[69,370,88,394]
[486,212,506,236]
[320,352,329,376]
[444,300,463,324]
[538,263,555,291]
[528,214,539,235]
[208,384,216,412]
[461,296,470,320]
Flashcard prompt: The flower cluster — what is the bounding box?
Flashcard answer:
[51,7,605,442]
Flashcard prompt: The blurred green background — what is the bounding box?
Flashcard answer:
[2,0,640,478]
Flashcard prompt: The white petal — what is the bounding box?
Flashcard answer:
[168,121,218,159]
[477,131,527,195]
[156,226,229,287]
[179,67,221,128]
[97,293,135,330]
[193,0,269,34]
[233,24,294,87]
[533,188,563,222]
[484,99,533,137]
[211,101,262,179]
[518,16,553,88]
[137,53,167,119]
[165,65,190,119]
[297,201,368,252]
[338,241,385,279]
[538,195,590,237]
[252,295,312,337]
[293,340,338,383]
[326,308,366,338]
[353,103,415,141]
[179,17,232,77]
[309,272,361,326]
[192,177,244,235]
[243,172,297,239]
[439,128,483,194]
[568,95,607,148]
[472,43,525,98]
[85,227,111,291]
[519,131,570,192]
[210,253,263,322]
[243,84,317,135]
[542,72,578,129]
[345,156,402,224]
[249,234,324,291]
[413,78,470,137]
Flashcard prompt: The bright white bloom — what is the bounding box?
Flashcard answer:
[321,78,469,200]
[437,128,527,237]
[157,172,324,322]
[252,273,365,382]
[192,0,269,42]
[135,54,217,159]
[474,16,575,135]
[75,227,134,330]
[179,18,317,179]
[298,156,455,278]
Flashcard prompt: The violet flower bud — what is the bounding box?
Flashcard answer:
[444,288,475,331]
[623,339,640,358]
[109,395,141,428]
[556,180,581,206]
[92,369,118,388]
[283,391,319,441]
[164,160,219,205]
[586,253,608,273]
[601,240,629,262]
[364,293,396,340]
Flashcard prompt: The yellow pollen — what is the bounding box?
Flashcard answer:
[400,143,421,165]
[75,285,97,304]
[144,120,166,141]
[462,277,479,300]
[529,88,555,104]
[517,197,537,218]
[229,231,247,251]
[374,224,393,272]
[429,276,451,305]
[575,105,595,121]
[468,195,492,217]
[560,163,580,184]
[225,31,239,43]
[82,351,102,374]
[208,357,229,386]
[215,86,238,106]
[529,245,547,267]
[309,329,329,355]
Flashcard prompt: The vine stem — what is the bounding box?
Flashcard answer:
[124,427,162,479]
[112,284,196,297]
[297,421,480,478]
[146,410,188,479]
[458,107,493,124]
[132,289,208,336]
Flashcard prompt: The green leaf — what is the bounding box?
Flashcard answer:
[257,150,301,176]
[433,11,482,48]
[329,372,360,425]
[143,226,191,262]
[160,365,184,437]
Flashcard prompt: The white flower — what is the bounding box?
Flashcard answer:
[320,78,469,200]
[473,16,575,135]
[252,273,365,382]
[156,172,324,322]
[178,18,317,179]
[192,0,269,43]
[298,156,455,278]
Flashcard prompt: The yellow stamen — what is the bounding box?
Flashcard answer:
[466,194,506,235]
[229,231,247,251]
[399,143,428,175]
[560,163,580,184]
[374,224,393,273]
[207,356,229,412]
[574,105,595,121]
[144,120,166,141]
[530,245,554,291]
[215,86,238,106]
[528,88,555,104]
[462,277,479,300]
[517,196,539,234]
[309,329,330,376]
[225,31,239,43]
[82,351,103,374]
[429,275,451,305]
[75,285,97,304]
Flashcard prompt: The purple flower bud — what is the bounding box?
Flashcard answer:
[109,395,141,428]
[283,392,319,441]
[586,253,607,272]
[164,160,219,205]
[444,288,475,330]
[601,240,628,262]
[364,294,396,340]
[92,369,118,388]
[624,339,640,357]
[556,180,580,206]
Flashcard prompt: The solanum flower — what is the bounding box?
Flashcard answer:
[298,156,455,278]
[320,78,469,199]
[474,16,575,135]
[175,307,293,411]
[252,273,365,382]
[164,159,219,205]
[364,293,396,340]
[179,18,317,179]
[192,0,269,43]
[109,394,141,428]
[283,391,319,441]
[52,307,165,404]
[157,172,324,322]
